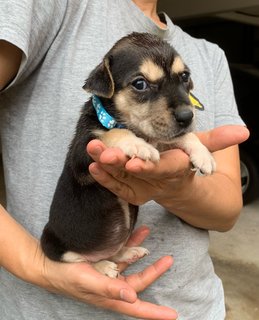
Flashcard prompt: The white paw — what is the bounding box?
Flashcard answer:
[112,246,150,264]
[119,137,160,162]
[190,146,216,175]
[92,260,119,278]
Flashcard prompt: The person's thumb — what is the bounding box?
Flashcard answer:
[196,125,250,152]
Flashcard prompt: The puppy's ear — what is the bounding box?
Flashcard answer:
[83,57,114,98]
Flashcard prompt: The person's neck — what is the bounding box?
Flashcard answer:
[132,0,167,29]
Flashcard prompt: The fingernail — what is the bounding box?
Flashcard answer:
[89,164,100,175]
[120,288,137,303]
[92,146,103,156]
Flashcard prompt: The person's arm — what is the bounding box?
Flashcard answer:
[87,125,250,232]
[0,40,22,90]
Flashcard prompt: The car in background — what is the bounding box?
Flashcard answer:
[231,64,259,204]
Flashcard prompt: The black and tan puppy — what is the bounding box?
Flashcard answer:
[41,32,216,278]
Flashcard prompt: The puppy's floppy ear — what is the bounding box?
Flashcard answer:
[83,57,114,98]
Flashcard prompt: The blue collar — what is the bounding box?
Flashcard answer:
[92,95,125,129]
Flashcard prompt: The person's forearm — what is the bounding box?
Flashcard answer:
[0,40,22,90]
[0,204,46,286]
[157,171,242,232]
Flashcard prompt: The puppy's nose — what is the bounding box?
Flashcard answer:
[174,108,193,127]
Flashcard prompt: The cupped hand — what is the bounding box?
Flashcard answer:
[87,125,250,205]
[37,226,177,320]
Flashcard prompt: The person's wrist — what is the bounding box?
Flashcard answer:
[19,237,53,290]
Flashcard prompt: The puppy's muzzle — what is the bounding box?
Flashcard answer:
[174,107,194,127]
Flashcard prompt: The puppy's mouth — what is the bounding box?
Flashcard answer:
[131,118,193,144]
[149,105,195,142]
[152,123,193,143]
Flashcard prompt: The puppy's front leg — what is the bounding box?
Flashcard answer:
[173,133,216,175]
[95,128,160,162]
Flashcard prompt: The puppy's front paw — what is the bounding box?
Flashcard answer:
[92,260,119,278]
[190,146,216,175]
[120,137,160,162]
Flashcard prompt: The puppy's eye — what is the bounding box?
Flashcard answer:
[132,78,149,91]
[180,71,190,82]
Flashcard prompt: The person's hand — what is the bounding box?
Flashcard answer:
[0,205,177,319]
[37,225,177,320]
[86,125,250,205]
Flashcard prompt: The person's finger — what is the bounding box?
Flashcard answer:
[124,148,191,180]
[89,162,144,203]
[86,139,105,162]
[125,225,150,248]
[87,139,128,166]
[196,125,250,152]
[98,296,178,320]
[125,255,173,293]
[87,140,135,184]
[98,256,177,320]
[118,225,150,272]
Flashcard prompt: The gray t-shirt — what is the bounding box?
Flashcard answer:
[0,0,244,319]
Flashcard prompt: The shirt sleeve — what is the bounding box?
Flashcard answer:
[212,46,245,127]
[0,0,66,89]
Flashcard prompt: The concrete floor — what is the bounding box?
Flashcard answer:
[210,200,259,319]
[0,156,258,319]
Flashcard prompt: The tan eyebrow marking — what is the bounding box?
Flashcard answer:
[140,59,164,82]
[171,56,185,74]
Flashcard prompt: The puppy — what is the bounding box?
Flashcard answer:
[40,32,216,278]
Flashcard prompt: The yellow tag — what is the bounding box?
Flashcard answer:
[189,93,204,110]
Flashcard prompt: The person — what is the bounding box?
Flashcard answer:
[0,0,249,319]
